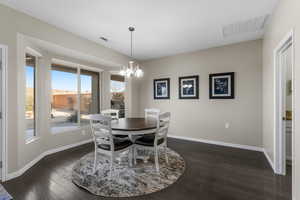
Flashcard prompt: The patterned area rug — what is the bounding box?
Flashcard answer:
[0,184,12,200]
[72,148,185,197]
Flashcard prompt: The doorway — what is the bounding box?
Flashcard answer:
[274,31,294,175]
[0,44,7,181]
[283,45,292,169]
[274,30,294,197]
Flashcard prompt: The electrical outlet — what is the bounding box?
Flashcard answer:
[225,123,230,129]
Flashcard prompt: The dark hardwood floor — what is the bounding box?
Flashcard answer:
[3,138,291,200]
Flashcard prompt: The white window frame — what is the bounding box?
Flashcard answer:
[50,58,102,134]
[25,48,42,144]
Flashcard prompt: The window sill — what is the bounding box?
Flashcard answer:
[51,126,80,134]
[26,136,40,144]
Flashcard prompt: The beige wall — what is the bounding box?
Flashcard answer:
[17,37,113,170]
[262,0,300,199]
[139,40,263,147]
[0,4,132,174]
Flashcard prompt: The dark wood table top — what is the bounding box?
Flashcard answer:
[111,118,157,131]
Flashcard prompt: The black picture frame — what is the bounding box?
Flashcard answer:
[179,75,199,99]
[153,78,170,99]
[209,72,235,99]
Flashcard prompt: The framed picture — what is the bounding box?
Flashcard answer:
[179,75,199,99]
[209,72,235,99]
[153,78,170,99]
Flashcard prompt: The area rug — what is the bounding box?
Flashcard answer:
[72,148,185,197]
[0,184,12,200]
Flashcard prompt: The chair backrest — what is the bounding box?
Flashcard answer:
[155,112,171,142]
[145,108,160,120]
[89,114,114,151]
[101,109,119,120]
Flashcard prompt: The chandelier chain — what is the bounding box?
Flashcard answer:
[131,30,133,57]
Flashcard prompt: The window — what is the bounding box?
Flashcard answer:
[51,63,100,132]
[80,69,100,125]
[25,53,36,140]
[110,75,125,118]
[51,64,78,129]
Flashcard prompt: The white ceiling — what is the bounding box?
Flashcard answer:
[0,0,278,60]
[24,35,121,68]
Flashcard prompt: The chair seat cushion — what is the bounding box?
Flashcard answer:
[97,139,133,151]
[135,134,164,147]
[114,135,129,139]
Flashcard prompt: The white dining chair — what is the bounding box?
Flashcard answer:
[89,114,133,178]
[134,112,170,173]
[134,108,161,161]
[143,108,160,137]
[101,109,120,120]
[145,108,160,120]
[102,109,130,140]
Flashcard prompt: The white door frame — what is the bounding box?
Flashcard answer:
[0,44,8,181]
[273,30,295,181]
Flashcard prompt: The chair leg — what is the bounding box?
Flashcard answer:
[133,146,137,165]
[165,146,169,164]
[93,150,97,173]
[109,154,114,179]
[155,147,159,173]
[129,148,133,167]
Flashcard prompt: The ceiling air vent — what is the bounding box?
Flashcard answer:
[99,36,108,42]
[222,15,269,38]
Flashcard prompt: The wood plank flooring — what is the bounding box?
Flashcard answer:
[2,138,292,200]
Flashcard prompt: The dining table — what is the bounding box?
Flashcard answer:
[111,117,157,136]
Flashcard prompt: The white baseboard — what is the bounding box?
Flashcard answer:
[168,135,263,152]
[46,139,93,155]
[6,171,20,181]
[167,135,278,172]
[6,139,93,181]
[263,149,275,171]
[6,152,46,180]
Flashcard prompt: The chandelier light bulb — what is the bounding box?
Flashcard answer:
[119,67,126,76]
[135,66,144,78]
[129,61,134,68]
[125,67,133,78]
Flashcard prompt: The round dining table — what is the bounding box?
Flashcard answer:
[111,117,157,136]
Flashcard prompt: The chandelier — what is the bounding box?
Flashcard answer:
[119,27,144,78]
